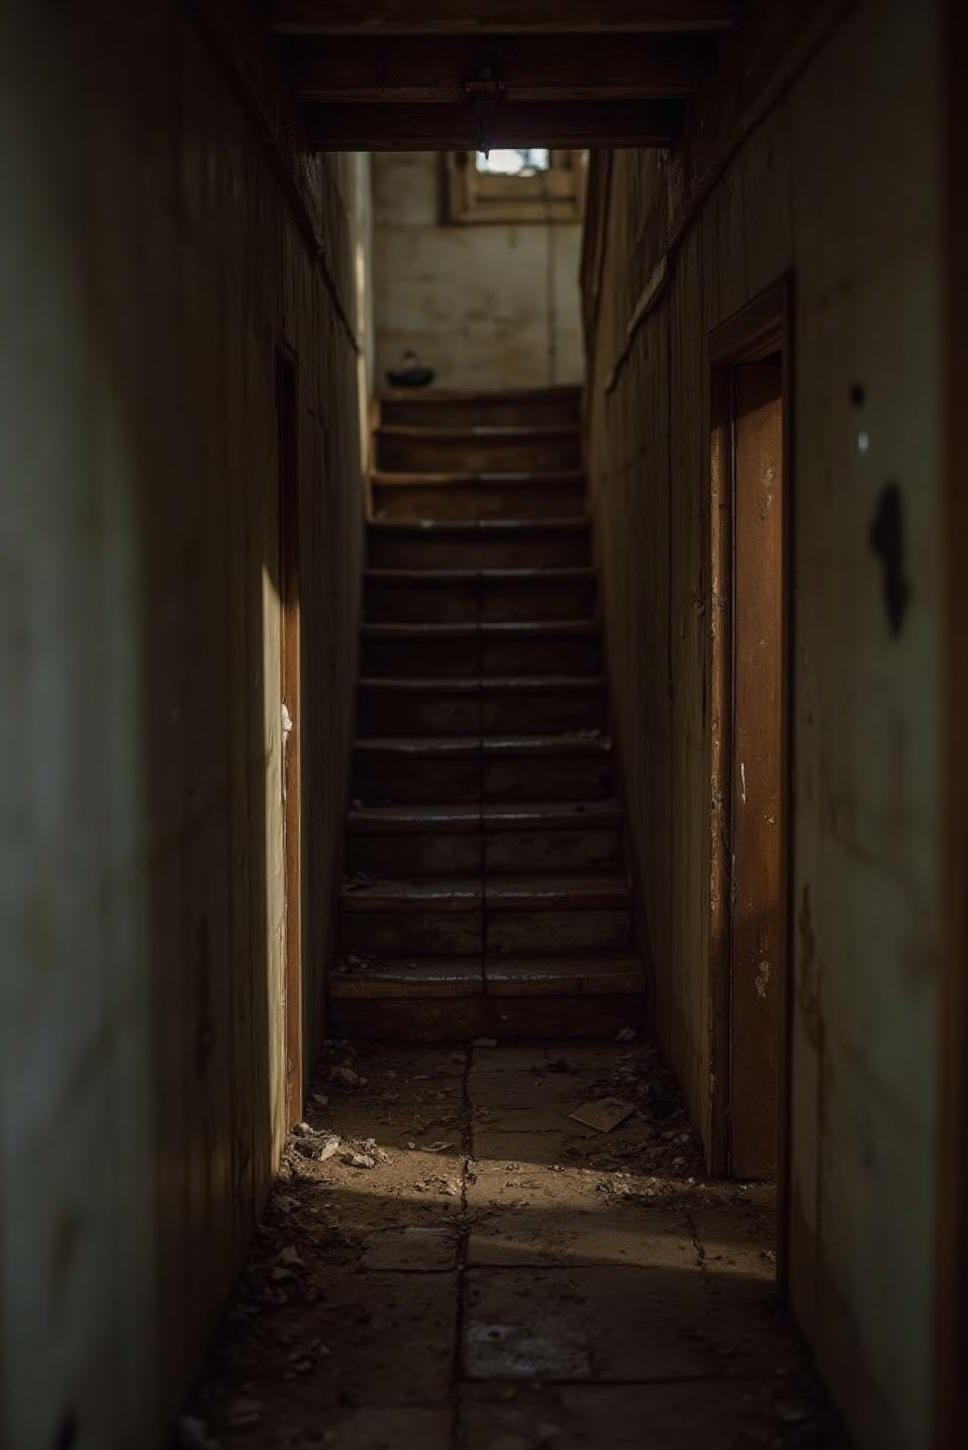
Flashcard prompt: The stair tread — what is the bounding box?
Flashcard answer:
[481,730,610,755]
[371,469,584,486]
[368,517,588,534]
[486,873,631,910]
[376,423,579,441]
[354,735,479,757]
[348,804,480,832]
[331,956,483,999]
[361,620,598,640]
[359,675,606,693]
[483,800,622,829]
[347,800,622,831]
[365,565,595,582]
[340,876,483,911]
[485,953,645,996]
[354,731,611,758]
[330,953,643,1001]
[378,385,581,405]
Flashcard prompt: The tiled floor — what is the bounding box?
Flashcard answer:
[180,1040,840,1449]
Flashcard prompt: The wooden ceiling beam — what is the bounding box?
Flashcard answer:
[302,99,686,150]
[273,2,736,36]
[283,34,716,103]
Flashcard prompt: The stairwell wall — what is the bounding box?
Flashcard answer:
[0,3,366,1446]
[372,152,584,390]
[583,4,941,1449]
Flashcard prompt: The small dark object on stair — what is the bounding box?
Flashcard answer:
[386,350,435,388]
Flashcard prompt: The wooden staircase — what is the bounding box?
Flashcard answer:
[331,385,646,1039]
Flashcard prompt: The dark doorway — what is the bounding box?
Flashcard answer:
[708,280,792,1209]
[276,345,303,1128]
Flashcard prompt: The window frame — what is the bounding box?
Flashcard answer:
[442,149,585,226]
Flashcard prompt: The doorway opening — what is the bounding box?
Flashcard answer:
[707,278,793,1263]
[276,344,303,1129]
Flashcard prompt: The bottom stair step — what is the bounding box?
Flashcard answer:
[329,952,643,1001]
[328,993,646,1042]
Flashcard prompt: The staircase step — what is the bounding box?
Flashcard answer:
[483,800,623,872]
[360,619,600,678]
[485,872,631,910]
[371,470,586,521]
[353,735,480,803]
[482,731,613,801]
[484,953,645,997]
[345,800,623,874]
[357,675,607,736]
[481,568,597,622]
[353,730,613,803]
[375,423,581,474]
[480,676,607,733]
[485,871,632,955]
[364,566,597,623]
[379,384,581,429]
[329,993,646,1041]
[331,956,484,999]
[329,953,643,1001]
[367,517,591,569]
[339,876,483,958]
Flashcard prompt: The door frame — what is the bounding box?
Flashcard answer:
[275,343,303,1129]
[706,274,795,1284]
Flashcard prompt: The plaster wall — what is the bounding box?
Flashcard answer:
[0,4,365,1445]
[373,152,584,390]
[583,5,941,1448]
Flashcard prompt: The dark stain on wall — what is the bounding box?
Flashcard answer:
[869,482,911,638]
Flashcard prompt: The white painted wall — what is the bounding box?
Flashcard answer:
[373,152,584,390]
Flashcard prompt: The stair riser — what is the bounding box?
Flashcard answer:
[354,756,480,803]
[481,692,605,734]
[482,755,613,801]
[341,912,483,957]
[481,579,596,622]
[485,829,623,872]
[360,635,600,678]
[372,482,585,521]
[357,690,479,737]
[367,532,590,570]
[376,435,581,473]
[346,833,482,876]
[365,580,478,623]
[487,910,632,955]
[482,637,600,676]
[381,399,580,428]
[345,827,622,876]
[330,995,646,1041]
[357,690,605,736]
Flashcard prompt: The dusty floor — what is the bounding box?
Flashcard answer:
[179,1039,841,1449]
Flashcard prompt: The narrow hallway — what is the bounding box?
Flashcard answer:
[3,5,957,1450]
[183,1038,836,1449]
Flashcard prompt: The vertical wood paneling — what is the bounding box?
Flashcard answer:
[584,4,942,1448]
[0,1,366,1445]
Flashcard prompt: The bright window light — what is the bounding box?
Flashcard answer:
[474,148,550,176]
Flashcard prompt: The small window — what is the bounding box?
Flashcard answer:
[443,149,585,225]
[475,148,550,177]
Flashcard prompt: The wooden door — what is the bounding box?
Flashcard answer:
[276,348,302,1128]
[728,354,784,1179]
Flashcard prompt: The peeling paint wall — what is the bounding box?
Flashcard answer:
[583,4,941,1448]
[373,152,583,390]
[0,3,365,1446]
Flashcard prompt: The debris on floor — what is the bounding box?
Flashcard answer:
[178,1038,843,1449]
[568,1096,636,1132]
